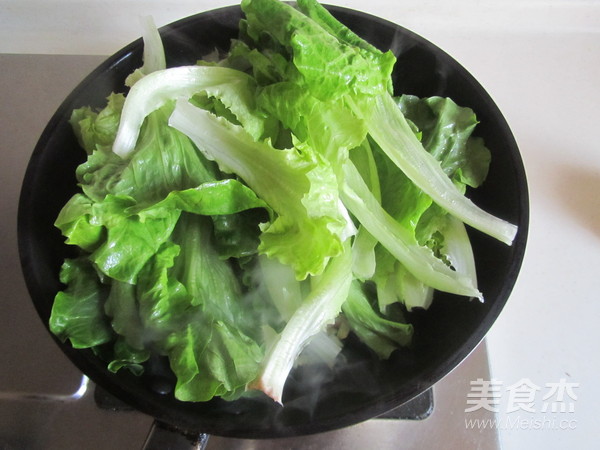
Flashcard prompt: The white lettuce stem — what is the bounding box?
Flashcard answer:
[251,244,353,404]
[443,215,480,300]
[139,15,166,75]
[351,225,377,279]
[341,160,482,299]
[364,93,518,245]
[168,99,306,217]
[124,16,166,88]
[112,66,257,158]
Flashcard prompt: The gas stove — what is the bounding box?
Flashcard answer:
[0,53,498,450]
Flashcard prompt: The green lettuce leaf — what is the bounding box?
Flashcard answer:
[135,241,191,346]
[104,280,146,350]
[54,193,104,252]
[342,281,413,359]
[169,99,353,280]
[88,194,181,284]
[69,92,125,155]
[76,104,218,205]
[395,95,491,188]
[164,213,264,401]
[167,318,263,402]
[107,338,151,376]
[49,258,113,349]
[242,0,394,100]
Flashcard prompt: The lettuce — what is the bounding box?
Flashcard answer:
[342,281,413,359]
[53,92,271,399]
[49,258,113,349]
[169,98,353,280]
[251,241,353,403]
[50,0,518,404]
[112,66,266,158]
[364,94,516,245]
[125,15,166,87]
[163,213,265,401]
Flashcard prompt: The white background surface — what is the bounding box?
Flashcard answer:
[2,1,599,449]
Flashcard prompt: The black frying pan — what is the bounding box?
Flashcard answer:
[17,3,528,444]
